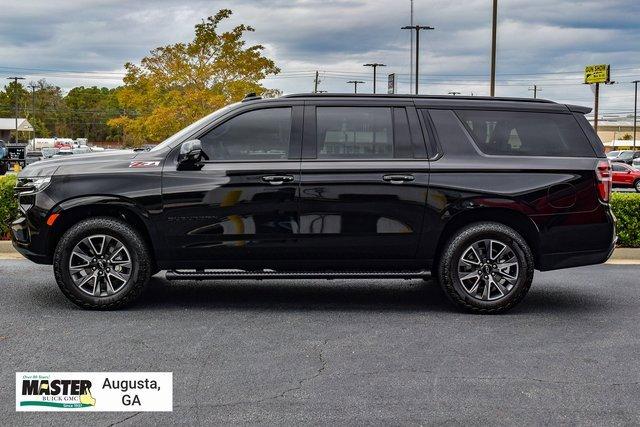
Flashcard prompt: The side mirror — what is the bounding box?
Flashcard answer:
[177,139,203,170]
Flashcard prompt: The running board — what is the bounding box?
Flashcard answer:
[165,269,431,281]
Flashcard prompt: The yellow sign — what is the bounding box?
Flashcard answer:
[585,64,610,84]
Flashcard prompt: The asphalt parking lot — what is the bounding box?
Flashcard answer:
[2,260,640,425]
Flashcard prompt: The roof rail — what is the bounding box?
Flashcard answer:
[242,92,262,102]
[280,93,556,104]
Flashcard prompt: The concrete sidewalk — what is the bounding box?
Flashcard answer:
[1,239,639,263]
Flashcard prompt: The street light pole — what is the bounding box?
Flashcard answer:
[363,63,386,94]
[347,80,365,94]
[633,80,639,149]
[402,25,435,94]
[7,76,25,143]
[28,82,38,149]
[490,0,498,97]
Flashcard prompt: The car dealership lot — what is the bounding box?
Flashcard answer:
[2,260,640,425]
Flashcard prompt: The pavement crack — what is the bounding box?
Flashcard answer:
[278,338,328,399]
[107,412,141,426]
[209,339,329,408]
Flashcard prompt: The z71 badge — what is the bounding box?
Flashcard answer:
[129,161,160,168]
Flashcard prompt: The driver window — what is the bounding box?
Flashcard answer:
[199,108,292,161]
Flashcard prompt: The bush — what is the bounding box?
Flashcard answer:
[611,192,640,248]
[0,174,18,239]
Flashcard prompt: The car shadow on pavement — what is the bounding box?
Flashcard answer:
[114,276,610,315]
[27,276,611,315]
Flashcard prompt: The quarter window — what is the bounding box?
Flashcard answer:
[456,110,595,157]
[199,108,292,161]
[316,107,394,159]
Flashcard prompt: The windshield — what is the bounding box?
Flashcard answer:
[619,151,634,159]
[607,151,620,158]
[150,102,240,152]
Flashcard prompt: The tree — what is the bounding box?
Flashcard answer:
[108,9,280,146]
[64,86,121,141]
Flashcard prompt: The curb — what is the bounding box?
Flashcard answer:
[0,240,14,253]
[1,240,640,263]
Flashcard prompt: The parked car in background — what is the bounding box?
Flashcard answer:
[608,150,640,165]
[611,162,640,192]
[0,139,6,175]
[632,157,640,168]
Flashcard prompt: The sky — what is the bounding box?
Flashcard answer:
[1,0,639,117]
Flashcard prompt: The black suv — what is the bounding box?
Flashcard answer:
[11,94,616,313]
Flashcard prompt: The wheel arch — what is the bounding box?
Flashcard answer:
[46,197,158,267]
[432,207,541,271]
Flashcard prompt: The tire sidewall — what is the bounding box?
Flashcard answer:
[439,223,534,313]
[54,219,148,308]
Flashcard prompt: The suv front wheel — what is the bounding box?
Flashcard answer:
[53,217,152,309]
[437,222,534,314]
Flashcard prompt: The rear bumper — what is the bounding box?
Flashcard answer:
[538,238,616,271]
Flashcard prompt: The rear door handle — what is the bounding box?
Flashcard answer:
[383,174,415,184]
[262,175,294,185]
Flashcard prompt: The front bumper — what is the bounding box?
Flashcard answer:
[10,215,52,265]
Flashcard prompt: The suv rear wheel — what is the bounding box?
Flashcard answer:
[53,217,151,309]
[437,222,534,314]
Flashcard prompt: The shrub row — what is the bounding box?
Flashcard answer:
[0,174,639,247]
[610,192,640,248]
[0,174,18,239]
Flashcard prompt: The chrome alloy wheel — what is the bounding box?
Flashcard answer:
[456,239,519,301]
[68,235,133,297]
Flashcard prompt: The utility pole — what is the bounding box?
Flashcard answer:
[528,85,541,99]
[7,76,25,143]
[363,63,386,94]
[490,0,498,97]
[448,91,461,96]
[633,80,639,149]
[409,0,414,92]
[402,25,435,94]
[313,71,320,93]
[347,80,365,94]
[28,82,38,149]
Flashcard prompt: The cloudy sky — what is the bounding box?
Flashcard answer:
[1,0,639,117]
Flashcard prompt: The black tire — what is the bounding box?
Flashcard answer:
[53,217,152,310]
[437,222,534,314]
[634,180,640,193]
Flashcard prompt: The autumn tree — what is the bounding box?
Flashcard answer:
[108,9,280,146]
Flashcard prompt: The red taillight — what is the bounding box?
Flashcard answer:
[595,160,612,203]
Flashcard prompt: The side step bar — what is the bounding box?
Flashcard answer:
[165,269,431,281]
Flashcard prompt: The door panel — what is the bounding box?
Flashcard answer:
[297,103,429,260]
[298,161,429,259]
[161,161,300,262]
[160,105,303,265]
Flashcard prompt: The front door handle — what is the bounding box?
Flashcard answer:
[262,175,294,185]
[383,174,415,184]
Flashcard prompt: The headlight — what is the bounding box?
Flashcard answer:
[15,176,52,196]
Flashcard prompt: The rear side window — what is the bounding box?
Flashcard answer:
[316,107,393,159]
[456,110,595,157]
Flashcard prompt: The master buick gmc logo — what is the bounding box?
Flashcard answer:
[20,377,96,409]
[129,161,160,168]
